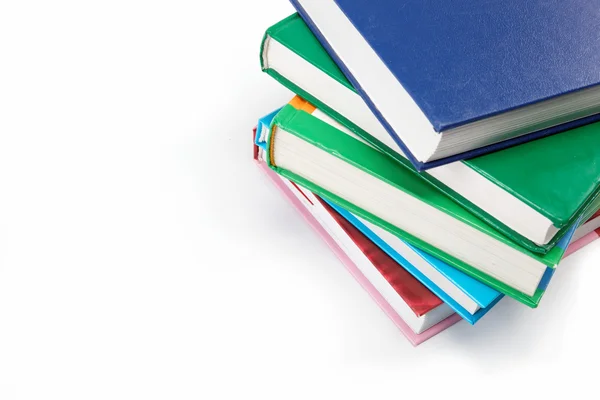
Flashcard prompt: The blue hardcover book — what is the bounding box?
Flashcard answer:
[326,200,503,324]
[290,0,600,170]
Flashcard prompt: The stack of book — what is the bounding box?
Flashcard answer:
[254,2,600,345]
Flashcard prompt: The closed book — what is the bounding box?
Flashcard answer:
[260,14,600,253]
[265,101,577,307]
[256,106,504,323]
[564,227,600,258]
[288,1,600,170]
[572,211,600,243]
[254,130,461,345]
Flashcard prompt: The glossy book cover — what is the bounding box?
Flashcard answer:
[266,103,576,307]
[289,0,600,169]
[255,111,505,323]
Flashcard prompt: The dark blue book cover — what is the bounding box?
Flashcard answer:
[290,0,600,169]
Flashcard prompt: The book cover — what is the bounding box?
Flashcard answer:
[289,1,600,169]
[256,111,504,324]
[564,228,600,258]
[260,15,600,254]
[266,103,576,307]
[257,109,506,322]
[256,108,281,151]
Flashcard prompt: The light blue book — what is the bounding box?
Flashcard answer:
[326,201,503,324]
[255,108,281,151]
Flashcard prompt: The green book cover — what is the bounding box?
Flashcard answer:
[261,14,600,255]
[267,104,574,307]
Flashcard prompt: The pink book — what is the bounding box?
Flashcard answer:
[563,210,600,258]
[564,228,600,258]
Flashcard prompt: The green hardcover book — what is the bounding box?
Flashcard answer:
[260,14,600,255]
[266,102,581,307]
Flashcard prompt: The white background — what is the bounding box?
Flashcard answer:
[0,1,599,398]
